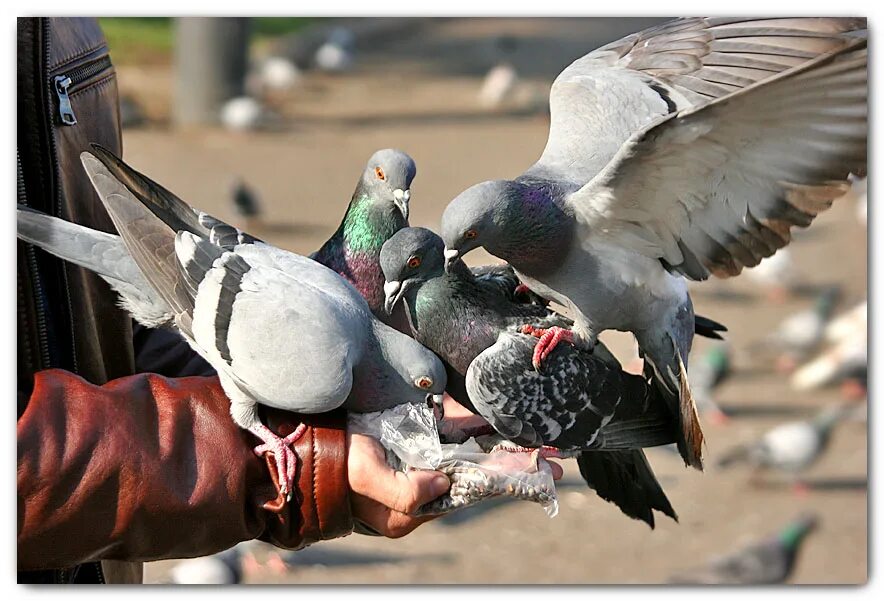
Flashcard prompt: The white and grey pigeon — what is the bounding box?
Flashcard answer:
[165,542,258,584]
[745,248,799,302]
[716,405,850,475]
[440,17,868,470]
[761,285,841,371]
[15,145,448,499]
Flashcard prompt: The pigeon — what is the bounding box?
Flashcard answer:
[478,63,519,108]
[16,145,447,499]
[791,329,866,392]
[258,56,302,92]
[439,18,867,471]
[716,405,850,475]
[668,513,818,584]
[311,149,417,328]
[166,543,254,584]
[689,344,732,424]
[231,178,262,230]
[762,285,841,371]
[314,27,355,72]
[745,249,799,303]
[824,300,867,345]
[220,96,270,131]
[381,227,678,527]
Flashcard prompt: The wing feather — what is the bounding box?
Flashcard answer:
[568,38,866,280]
[523,17,866,186]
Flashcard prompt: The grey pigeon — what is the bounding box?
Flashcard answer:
[311,148,417,328]
[669,513,819,584]
[439,18,868,471]
[16,147,447,499]
[716,405,850,475]
[381,227,678,527]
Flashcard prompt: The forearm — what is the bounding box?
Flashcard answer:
[17,369,352,570]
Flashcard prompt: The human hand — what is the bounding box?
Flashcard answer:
[347,432,450,538]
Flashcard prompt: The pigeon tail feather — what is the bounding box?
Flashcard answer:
[577,449,677,528]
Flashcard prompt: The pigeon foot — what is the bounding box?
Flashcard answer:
[490,441,564,459]
[520,325,575,370]
[250,422,307,502]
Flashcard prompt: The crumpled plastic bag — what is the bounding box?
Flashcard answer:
[348,403,558,518]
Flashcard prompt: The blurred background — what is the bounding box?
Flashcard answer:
[99,17,867,585]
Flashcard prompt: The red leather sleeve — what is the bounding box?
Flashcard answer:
[17,369,353,570]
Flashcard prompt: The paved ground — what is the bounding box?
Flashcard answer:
[113,18,867,584]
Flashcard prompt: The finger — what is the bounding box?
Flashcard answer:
[355,499,437,539]
[547,460,564,480]
[348,433,451,514]
[441,394,475,418]
[372,468,451,515]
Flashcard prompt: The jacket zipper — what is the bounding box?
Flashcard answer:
[43,17,78,372]
[53,54,113,126]
[18,149,51,369]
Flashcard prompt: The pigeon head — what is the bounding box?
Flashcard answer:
[380,227,446,314]
[441,179,572,274]
[439,180,513,271]
[359,149,417,221]
[394,334,448,415]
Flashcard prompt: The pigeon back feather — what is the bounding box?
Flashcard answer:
[81,152,196,334]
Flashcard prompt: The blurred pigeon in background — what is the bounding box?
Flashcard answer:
[16,145,447,499]
[440,18,867,473]
[745,249,799,303]
[669,514,819,584]
[716,405,851,477]
[165,542,263,584]
[220,96,273,131]
[315,27,355,72]
[258,55,302,92]
[761,286,842,372]
[381,227,678,527]
[689,343,732,425]
[791,329,867,394]
[231,177,262,230]
[791,299,867,397]
[478,35,520,108]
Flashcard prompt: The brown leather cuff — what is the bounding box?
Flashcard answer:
[17,369,353,570]
[258,407,353,549]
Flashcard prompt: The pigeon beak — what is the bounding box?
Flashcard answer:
[393,189,410,221]
[427,393,445,421]
[383,280,403,314]
[443,248,459,273]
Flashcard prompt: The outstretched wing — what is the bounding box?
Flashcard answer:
[567,37,866,280]
[523,17,865,187]
[465,332,675,451]
[88,144,261,250]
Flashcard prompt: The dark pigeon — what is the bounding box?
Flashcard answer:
[381,226,678,527]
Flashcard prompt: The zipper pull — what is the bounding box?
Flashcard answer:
[53,75,77,126]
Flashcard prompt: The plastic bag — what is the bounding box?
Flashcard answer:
[348,403,558,518]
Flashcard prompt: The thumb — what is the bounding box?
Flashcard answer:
[372,467,451,515]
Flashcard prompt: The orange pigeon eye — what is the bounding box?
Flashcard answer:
[416,377,433,389]
[375,166,386,181]
[464,229,477,240]
[407,256,421,269]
